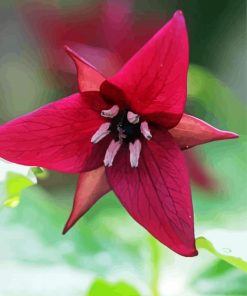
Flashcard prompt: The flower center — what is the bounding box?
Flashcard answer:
[91,105,152,168]
[109,110,141,144]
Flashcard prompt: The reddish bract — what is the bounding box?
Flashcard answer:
[63,166,110,233]
[0,11,238,256]
[170,113,239,149]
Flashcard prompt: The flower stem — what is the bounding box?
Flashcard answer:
[149,236,161,296]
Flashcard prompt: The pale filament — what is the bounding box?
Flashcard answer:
[140,121,152,140]
[91,122,110,144]
[129,139,142,168]
[101,105,119,118]
[104,139,122,167]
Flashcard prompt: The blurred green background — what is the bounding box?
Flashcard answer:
[0,0,246,295]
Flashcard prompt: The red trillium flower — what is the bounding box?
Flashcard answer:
[0,11,238,256]
[22,1,220,192]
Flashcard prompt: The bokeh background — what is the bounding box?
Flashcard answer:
[0,0,246,295]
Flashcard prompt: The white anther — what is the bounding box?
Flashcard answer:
[129,139,142,168]
[140,121,152,140]
[101,105,119,118]
[91,122,111,144]
[127,111,140,124]
[104,139,121,167]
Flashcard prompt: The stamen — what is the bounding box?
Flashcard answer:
[129,139,142,168]
[141,121,152,140]
[104,139,121,167]
[127,111,140,124]
[91,122,110,144]
[101,105,119,118]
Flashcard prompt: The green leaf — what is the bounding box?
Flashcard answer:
[3,195,20,208]
[0,159,37,184]
[31,167,48,179]
[0,185,150,294]
[148,236,161,296]
[196,230,247,272]
[87,278,141,296]
[192,260,247,295]
[1,185,148,278]
[0,159,38,207]
[6,172,34,198]
[188,65,246,134]
[187,65,246,227]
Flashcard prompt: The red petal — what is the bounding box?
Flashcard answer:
[83,134,112,172]
[63,166,111,234]
[65,46,105,93]
[0,92,107,173]
[101,11,188,128]
[169,113,239,150]
[106,128,197,256]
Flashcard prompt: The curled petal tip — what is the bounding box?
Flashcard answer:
[62,211,79,235]
[64,45,90,68]
[62,222,71,235]
[222,131,239,139]
[64,45,80,61]
[64,46,105,92]
[173,10,185,20]
[64,44,70,52]
[174,10,184,16]
[182,248,198,257]
[64,45,73,55]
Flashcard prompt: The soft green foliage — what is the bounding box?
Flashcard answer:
[188,65,246,134]
[0,159,37,207]
[87,278,140,296]
[196,230,247,272]
[4,173,34,207]
[187,66,247,228]
[149,237,161,296]
[0,185,150,294]
[193,260,247,295]
[31,167,48,179]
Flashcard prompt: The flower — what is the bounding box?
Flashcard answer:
[0,11,238,256]
[21,0,163,84]
[22,1,219,192]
